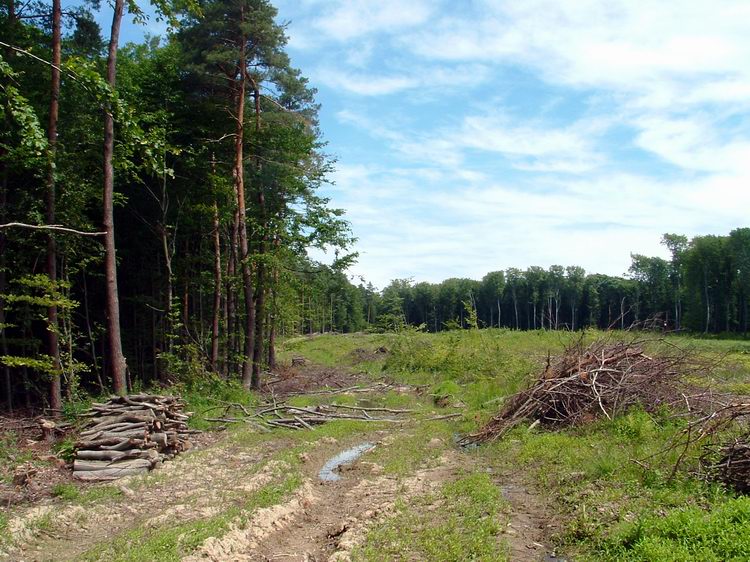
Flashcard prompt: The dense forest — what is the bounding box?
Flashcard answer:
[1,0,749,414]
[0,0,361,411]
[373,229,750,336]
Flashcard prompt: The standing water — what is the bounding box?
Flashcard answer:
[318,442,375,482]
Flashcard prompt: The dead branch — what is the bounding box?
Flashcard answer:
[0,222,106,237]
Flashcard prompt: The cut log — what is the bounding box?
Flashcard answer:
[76,449,159,461]
[73,458,153,472]
[73,467,150,480]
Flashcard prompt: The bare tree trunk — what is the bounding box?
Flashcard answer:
[210,201,221,371]
[251,85,265,386]
[159,225,173,353]
[225,211,238,376]
[0,250,10,411]
[234,15,255,389]
[82,272,104,392]
[44,0,63,412]
[103,0,127,394]
[0,78,11,411]
[704,266,710,334]
[267,237,280,369]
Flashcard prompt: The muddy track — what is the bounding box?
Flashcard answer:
[230,446,463,561]
[2,366,559,561]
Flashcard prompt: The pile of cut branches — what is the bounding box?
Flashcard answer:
[73,394,199,481]
[464,336,696,444]
[204,401,415,431]
[674,402,750,493]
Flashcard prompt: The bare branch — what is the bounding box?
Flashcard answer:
[0,222,106,237]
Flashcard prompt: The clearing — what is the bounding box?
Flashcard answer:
[2,329,750,560]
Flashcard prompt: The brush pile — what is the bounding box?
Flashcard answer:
[683,402,750,494]
[203,399,415,431]
[464,337,693,444]
[705,436,750,493]
[73,394,198,481]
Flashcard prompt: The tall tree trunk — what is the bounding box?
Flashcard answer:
[234,17,255,389]
[45,0,63,412]
[251,85,265,386]
[103,0,127,394]
[0,91,10,411]
[0,240,9,410]
[82,272,104,392]
[267,237,280,369]
[210,200,222,371]
[225,218,237,377]
[704,266,710,334]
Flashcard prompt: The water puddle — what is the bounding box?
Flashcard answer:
[319,442,375,482]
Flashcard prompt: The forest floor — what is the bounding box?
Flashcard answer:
[2,329,750,561]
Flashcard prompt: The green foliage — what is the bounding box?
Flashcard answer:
[52,437,77,463]
[0,55,48,165]
[602,497,750,561]
[177,375,258,430]
[52,483,123,504]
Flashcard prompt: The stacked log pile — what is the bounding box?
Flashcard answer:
[73,394,198,481]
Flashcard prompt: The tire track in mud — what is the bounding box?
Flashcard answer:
[187,434,464,562]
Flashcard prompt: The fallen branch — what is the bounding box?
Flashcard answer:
[0,222,106,237]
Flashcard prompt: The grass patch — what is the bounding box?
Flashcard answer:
[368,420,455,475]
[353,472,508,562]
[81,473,302,562]
[479,407,741,558]
[601,495,750,561]
[279,333,392,369]
[0,431,34,483]
[177,377,259,431]
[0,511,8,548]
[52,483,123,504]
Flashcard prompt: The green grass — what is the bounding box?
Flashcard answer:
[353,472,508,562]
[368,420,456,475]
[81,474,302,562]
[279,333,392,370]
[52,483,123,504]
[0,511,8,548]
[0,431,34,484]
[601,496,750,561]
[478,408,743,559]
[292,330,750,560]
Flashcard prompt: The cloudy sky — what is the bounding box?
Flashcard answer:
[105,0,750,288]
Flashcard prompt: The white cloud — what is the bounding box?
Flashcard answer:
[337,108,606,173]
[276,1,750,286]
[318,69,418,96]
[405,1,750,102]
[311,0,433,42]
[329,165,750,288]
[316,63,490,96]
[634,114,750,173]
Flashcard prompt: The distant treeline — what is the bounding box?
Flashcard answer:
[352,230,750,335]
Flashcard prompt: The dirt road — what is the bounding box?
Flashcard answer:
[1,365,556,561]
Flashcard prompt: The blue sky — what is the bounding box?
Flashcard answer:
[95,0,750,288]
